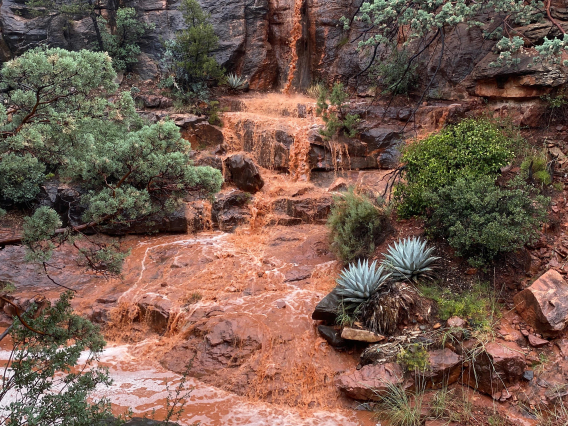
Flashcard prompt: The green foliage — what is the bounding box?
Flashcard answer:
[418,281,498,324]
[162,0,224,93]
[397,343,429,372]
[0,153,45,203]
[99,7,155,72]
[346,0,567,71]
[335,259,391,309]
[0,292,115,425]
[521,153,552,185]
[335,301,357,326]
[372,49,418,95]
[395,118,516,217]
[317,82,360,140]
[0,208,5,217]
[327,190,391,263]
[375,383,423,426]
[383,237,439,282]
[425,176,549,267]
[0,47,222,271]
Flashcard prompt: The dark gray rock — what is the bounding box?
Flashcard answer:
[223,154,264,193]
[318,325,348,347]
[312,290,341,323]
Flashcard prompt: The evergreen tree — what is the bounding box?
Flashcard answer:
[0,47,222,272]
[163,0,224,92]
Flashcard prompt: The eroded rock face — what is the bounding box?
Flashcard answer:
[514,269,568,336]
[336,363,406,401]
[211,190,251,231]
[462,341,526,398]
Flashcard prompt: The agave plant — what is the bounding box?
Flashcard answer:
[335,259,391,308]
[226,73,248,90]
[383,237,439,282]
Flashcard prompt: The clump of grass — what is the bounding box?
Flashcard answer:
[375,383,423,426]
[181,292,203,306]
[306,81,325,99]
[521,152,552,186]
[418,281,499,327]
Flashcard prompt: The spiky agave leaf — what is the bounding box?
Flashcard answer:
[226,73,248,90]
[383,237,439,282]
[335,259,391,308]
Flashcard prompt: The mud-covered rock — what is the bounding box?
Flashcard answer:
[181,122,224,149]
[162,315,264,377]
[514,269,568,335]
[211,190,251,232]
[137,294,173,333]
[462,341,526,398]
[223,154,265,193]
[336,363,406,401]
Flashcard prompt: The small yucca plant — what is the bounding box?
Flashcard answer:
[335,259,391,308]
[383,237,439,282]
[226,73,248,90]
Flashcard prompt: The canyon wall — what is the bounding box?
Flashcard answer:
[2,0,568,99]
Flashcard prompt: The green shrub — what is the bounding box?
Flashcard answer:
[418,282,496,323]
[397,343,429,372]
[521,153,551,185]
[425,176,549,267]
[395,118,516,217]
[317,82,360,140]
[327,190,391,263]
[372,49,418,95]
[98,7,154,72]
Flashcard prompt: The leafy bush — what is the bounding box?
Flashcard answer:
[425,176,549,267]
[397,343,429,372]
[317,82,360,140]
[327,190,391,263]
[98,7,154,72]
[383,237,439,282]
[521,153,552,185]
[395,118,516,217]
[335,259,391,309]
[372,49,419,95]
[0,292,115,424]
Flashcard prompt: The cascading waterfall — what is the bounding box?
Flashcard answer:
[283,0,304,94]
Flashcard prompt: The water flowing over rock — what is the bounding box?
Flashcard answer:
[223,154,265,193]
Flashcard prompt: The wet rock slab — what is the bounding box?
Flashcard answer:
[336,363,406,401]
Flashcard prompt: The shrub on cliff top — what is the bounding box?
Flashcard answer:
[327,190,391,263]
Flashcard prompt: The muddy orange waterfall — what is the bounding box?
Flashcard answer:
[283,0,304,94]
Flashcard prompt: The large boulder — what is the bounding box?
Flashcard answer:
[513,269,568,336]
[137,294,173,334]
[223,154,265,193]
[462,341,526,398]
[336,363,406,401]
